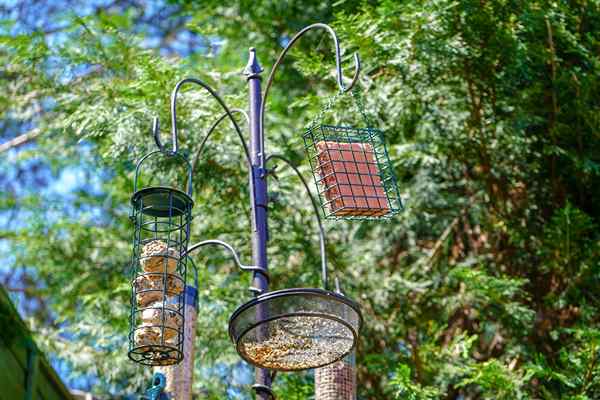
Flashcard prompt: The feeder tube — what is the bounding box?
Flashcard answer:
[315,350,357,400]
[154,286,198,400]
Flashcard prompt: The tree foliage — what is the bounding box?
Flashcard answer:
[1,0,600,399]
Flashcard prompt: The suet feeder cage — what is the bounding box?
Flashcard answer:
[228,288,362,371]
[128,150,194,366]
[303,91,402,220]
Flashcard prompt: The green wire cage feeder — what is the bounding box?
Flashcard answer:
[128,147,194,366]
[303,91,402,220]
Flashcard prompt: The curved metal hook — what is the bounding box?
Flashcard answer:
[185,106,254,226]
[152,116,179,154]
[152,117,162,151]
[184,239,269,283]
[260,23,361,167]
[265,154,329,290]
[264,23,360,97]
[170,78,249,161]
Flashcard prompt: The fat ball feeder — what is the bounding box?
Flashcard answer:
[126,23,401,399]
[128,149,193,366]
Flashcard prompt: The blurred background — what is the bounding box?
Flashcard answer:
[1,0,600,398]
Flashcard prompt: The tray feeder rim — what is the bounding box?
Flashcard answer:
[227,287,363,371]
[228,287,363,338]
[233,311,359,371]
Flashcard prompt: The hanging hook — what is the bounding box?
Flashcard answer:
[260,23,361,168]
[152,116,162,151]
[170,78,247,160]
[152,116,178,154]
[263,23,361,97]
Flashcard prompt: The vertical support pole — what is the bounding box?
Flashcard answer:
[244,47,272,399]
[154,286,198,400]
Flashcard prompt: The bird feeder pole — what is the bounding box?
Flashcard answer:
[244,47,273,399]
[127,23,404,400]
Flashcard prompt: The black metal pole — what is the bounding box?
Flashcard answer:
[244,47,272,399]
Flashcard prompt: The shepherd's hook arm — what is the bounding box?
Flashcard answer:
[161,78,251,168]
[190,109,251,175]
[260,23,361,166]
[185,107,256,231]
[184,239,270,283]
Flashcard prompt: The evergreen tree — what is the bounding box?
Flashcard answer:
[1,1,599,398]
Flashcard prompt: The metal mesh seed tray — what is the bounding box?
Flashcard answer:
[228,288,362,371]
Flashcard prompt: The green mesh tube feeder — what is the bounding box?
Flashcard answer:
[128,148,194,367]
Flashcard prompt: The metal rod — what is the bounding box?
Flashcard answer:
[265,154,328,290]
[169,78,252,165]
[168,78,257,225]
[260,23,361,168]
[244,47,272,400]
[184,239,269,283]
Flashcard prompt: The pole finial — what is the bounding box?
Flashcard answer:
[244,47,263,77]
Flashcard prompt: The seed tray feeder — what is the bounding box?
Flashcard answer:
[303,91,402,220]
[228,288,362,371]
[128,149,194,366]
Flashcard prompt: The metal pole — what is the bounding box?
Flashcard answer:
[244,47,272,399]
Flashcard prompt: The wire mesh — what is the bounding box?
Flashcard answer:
[128,184,193,366]
[315,350,356,400]
[303,124,402,220]
[228,289,361,371]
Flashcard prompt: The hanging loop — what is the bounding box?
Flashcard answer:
[307,86,373,131]
[133,150,193,197]
[350,86,374,127]
[306,90,343,130]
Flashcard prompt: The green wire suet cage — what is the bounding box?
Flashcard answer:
[303,90,402,220]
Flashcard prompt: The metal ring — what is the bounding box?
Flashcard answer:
[228,287,363,333]
[233,311,358,372]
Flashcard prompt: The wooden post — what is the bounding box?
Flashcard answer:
[315,351,356,400]
[154,285,198,400]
